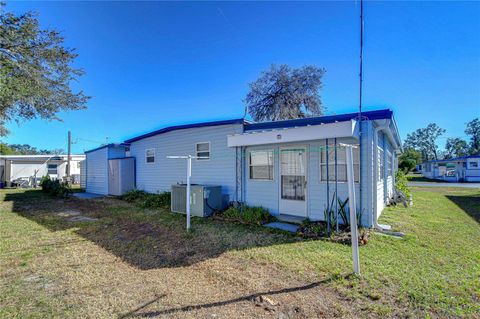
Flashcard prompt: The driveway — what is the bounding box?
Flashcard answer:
[408,182,480,188]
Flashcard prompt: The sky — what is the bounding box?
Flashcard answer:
[3,1,480,154]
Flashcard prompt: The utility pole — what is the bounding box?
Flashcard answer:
[67,131,71,180]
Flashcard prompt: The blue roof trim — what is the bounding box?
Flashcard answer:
[244,109,393,131]
[124,118,246,143]
[424,154,480,163]
[84,143,130,154]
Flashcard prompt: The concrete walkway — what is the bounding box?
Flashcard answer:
[73,192,104,199]
[408,182,480,188]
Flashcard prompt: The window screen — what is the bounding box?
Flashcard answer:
[146,148,155,163]
[196,142,210,160]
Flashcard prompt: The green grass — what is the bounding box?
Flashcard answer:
[0,187,479,318]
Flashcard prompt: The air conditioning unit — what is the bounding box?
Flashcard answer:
[171,184,222,217]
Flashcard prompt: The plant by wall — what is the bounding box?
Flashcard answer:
[395,170,411,198]
[39,175,72,198]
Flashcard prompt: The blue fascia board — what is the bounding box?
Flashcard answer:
[84,143,130,155]
[424,154,480,164]
[124,118,246,143]
[243,109,393,131]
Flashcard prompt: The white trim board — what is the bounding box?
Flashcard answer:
[228,120,358,147]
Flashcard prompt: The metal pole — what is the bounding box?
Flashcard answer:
[67,131,71,179]
[186,155,191,231]
[346,145,360,275]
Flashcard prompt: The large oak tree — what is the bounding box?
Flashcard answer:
[245,64,325,122]
[0,4,89,136]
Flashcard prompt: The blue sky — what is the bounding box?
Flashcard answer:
[3,1,480,153]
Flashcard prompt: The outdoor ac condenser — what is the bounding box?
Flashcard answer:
[171,184,222,217]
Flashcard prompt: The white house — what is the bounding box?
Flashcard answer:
[0,154,85,187]
[84,109,401,228]
[421,155,480,182]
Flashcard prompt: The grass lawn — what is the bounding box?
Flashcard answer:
[0,187,479,318]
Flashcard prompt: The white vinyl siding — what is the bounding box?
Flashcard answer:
[129,123,243,203]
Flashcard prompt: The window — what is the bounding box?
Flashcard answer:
[196,142,210,160]
[47,164,57,175]
[249,150,274,180]
[145,148,155,163]
[387,152,393,176]
[378,148,385,181]
[320,144,360,182]
[470,161,479,168]
[77,161,81,169]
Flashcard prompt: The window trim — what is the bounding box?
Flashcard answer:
[195,141,211,161]
[319,144,360,183]
[47,163,58,175]
[145,148,155,164]
[248,149,275,181]
[378,147,385,182]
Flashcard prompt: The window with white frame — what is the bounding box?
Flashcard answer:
[320,144,360,182]
[145,148,155,163]
[249,150,274,180]
[378,148,385,181]
[47,164,58,175]
[77,161,81,169]
[387,152,393,176]
[196,142,210,160]
[470,161,478,168]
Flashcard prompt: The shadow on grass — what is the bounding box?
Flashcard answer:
[119,274,348,318]
[4,190,301,270]
[446,194,480,223]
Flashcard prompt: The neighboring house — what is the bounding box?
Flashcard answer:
[421,155,480,182]
[84,109,401,228]
[0,154,86,187]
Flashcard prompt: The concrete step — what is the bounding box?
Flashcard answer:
[277,214,305,225]
[264,222,299,233]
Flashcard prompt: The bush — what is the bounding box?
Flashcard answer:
[120,189,148,202]
[395,170,411,198]
[221,205,274,225]
[39,175,72,198]
[120,189,171,209]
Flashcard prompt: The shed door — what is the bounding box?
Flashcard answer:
[108,160,120,196]
[279,147,307,217]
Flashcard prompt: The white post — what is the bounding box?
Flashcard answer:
[346,145,360,276]
[186,155,192,231]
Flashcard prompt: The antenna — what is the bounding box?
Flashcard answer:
[359,0,364,118]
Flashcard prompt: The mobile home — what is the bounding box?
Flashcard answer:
[0,154,86,187]
[421,155,480,182]
[84,109,401,227]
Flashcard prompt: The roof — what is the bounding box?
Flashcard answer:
[84,143,130,154]
[0,154,85,161]
[124,118,246,143]
[424,154,480,164]
[244,109,393,131]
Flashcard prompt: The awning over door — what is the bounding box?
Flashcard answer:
[227,120,358,147]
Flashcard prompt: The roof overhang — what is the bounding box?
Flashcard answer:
[228,120,358,147]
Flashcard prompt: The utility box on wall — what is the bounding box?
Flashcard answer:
[171,184,222,217]
[108,157,135,196]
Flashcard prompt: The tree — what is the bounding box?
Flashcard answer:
[444,137,469,159]
[0,142,14,154]
[403,123,445,161]
[245,64,326,122]
[398,148,422,173]
[465,118,480,155]
[0,4,89,136]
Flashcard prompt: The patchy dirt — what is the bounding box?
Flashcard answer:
[0,191,385,318]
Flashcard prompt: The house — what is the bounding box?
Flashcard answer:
[0,154,86,187]
[84,109,401,228]
[421,155,480,182]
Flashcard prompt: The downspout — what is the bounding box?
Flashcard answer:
[373,119,396,230]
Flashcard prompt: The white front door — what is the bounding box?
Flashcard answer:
[279,147,307,217]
